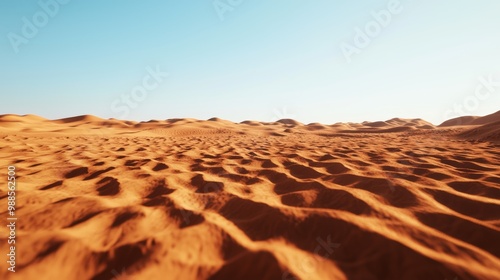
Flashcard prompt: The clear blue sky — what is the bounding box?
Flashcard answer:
[1,0,499,124]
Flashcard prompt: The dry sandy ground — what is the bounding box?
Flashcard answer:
[0,111,499,280]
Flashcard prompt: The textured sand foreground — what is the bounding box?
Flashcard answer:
[0,112,499,280]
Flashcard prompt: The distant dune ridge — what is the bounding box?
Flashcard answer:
[0,110,499,280]
[439,110,500,126]
[438,110,500,142]
[0,109,498,136]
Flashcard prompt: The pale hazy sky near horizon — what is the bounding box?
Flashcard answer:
[1,0,499,125]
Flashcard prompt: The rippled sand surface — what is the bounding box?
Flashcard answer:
[0,113,499,280]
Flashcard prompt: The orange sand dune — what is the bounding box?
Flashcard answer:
[0,113,499,280]
[459,121,500,143]
[439,110,500,127]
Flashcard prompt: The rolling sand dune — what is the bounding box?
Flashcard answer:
[459,121,500,143]
[0,113,499,280]
[439,110,500,127]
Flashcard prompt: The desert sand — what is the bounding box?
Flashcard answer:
[0,111,499,280]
